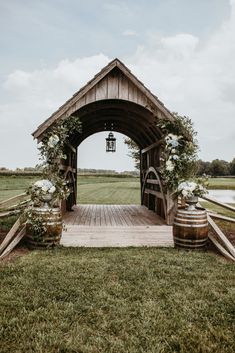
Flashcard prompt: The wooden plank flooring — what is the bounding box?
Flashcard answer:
[63,204,165,226]
[61,205,173,248]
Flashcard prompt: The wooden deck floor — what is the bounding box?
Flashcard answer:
[61,205,173,248]
[63,204,165,226]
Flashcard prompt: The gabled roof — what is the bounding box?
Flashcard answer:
[32,58,174,139]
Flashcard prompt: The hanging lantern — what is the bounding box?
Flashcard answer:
[106,132,116,152]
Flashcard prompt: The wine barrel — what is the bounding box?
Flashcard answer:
[26,207,62,249]
[173,207,208,249]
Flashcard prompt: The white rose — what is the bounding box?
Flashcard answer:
[182,190,188,197]
[166,160,174,171]
[48,135,59,148]
[49,186,56,194]
[172,154,179,160]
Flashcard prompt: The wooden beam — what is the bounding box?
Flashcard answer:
[146,179,160,185]
[208,215,235,258]
[0,210,21,218]
[144,188,164,199]
[0,218,21,255]
[0,193,27,209]
[0,225,26,260]
[59,165,77,174]
[208,233,235,262]
[208,213,235,224]
[202,195,235,213]
[141,139,164,154]
[65,142,76,153]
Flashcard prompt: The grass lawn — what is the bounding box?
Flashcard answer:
[0,175,38,202]
[208,177,235,190]
[0,247,234,353]
[77,176,140,204]
[1,175,235,204]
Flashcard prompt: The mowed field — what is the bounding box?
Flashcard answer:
[0,174,235,203]
[0,175,235,352]
[1,248,235,353]
[0,175,141,204]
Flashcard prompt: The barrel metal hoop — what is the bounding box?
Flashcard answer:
[174,242,207,248]
[177,210,206,215]
[174,217,207,222]
[41,221,62,226]
[173,222,208,228]
[173,236,207,244]
[176,214,207,219]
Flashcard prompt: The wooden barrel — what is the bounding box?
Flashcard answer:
[173,207,208,249]
[26,207,62,249]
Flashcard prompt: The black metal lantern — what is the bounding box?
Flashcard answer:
[106,132,116,152]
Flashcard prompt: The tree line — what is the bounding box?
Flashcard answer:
[196,158,235,177]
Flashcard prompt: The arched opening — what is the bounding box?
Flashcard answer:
[76,131,140,205]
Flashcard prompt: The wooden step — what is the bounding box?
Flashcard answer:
[61,225,173,247]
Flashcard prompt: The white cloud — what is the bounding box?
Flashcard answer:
[127,1,235,161]
[0,54,110,168]
[1,2,235,169]
[122,29,137,36]
[103,2,129,13]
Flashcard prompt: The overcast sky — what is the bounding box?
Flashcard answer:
[0,0,234,171]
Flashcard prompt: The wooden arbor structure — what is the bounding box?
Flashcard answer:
[32,59,177,224]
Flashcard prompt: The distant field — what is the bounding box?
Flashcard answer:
[0,175,140,204]
[77,175,140,204]
[0,175,38,202]
[0,175,235,204]
[208,177,235,190]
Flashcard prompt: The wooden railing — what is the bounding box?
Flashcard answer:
[0,193,30,218]
[0,193,29,259]
[200,196,235,261]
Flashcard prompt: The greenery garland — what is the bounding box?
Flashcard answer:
[23,115,81,237]
[30,116,82,205]
[157,112,200,192]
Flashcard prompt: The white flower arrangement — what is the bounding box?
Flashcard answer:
[165,134,182,148]
[33,180,56,194]
[177,180,208,198]
[47,134,59,148]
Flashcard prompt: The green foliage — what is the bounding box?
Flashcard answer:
[157,112,198,191]
[28,116,81,204]
[196,158,235,177]
[230,158,235,175]
[210,159,230,176]
[39,115,81,173]
[24,212,46,240]
[123,137,140,170]
[0,248,234,353]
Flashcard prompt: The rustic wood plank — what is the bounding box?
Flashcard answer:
[128,82,138,103]
[61,225,173,248]
[0,226,26,260]
[146,179,160,185]
[208,215,235,258]
[202,195,235,213]
[0,193,27,209]
[64,205,167,227]
[208,213,235,224]
[208,233,235,262]
[118,72,129,100]
[0,218,21,255]
[144,188,164,199]
[108,73,119,98]
[141,140,164,154]
[96,77,108,100]
[85,87,96,104]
